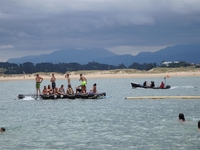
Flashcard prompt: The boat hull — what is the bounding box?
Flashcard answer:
[18,92,106,100]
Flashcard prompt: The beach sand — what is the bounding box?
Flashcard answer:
[0,68,200,81]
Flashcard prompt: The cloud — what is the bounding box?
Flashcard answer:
[0,0,199,61]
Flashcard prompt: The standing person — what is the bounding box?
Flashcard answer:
[65,73,71,86]
[35,74,43,95]
[50,73,56,94]
[79,74,87,93]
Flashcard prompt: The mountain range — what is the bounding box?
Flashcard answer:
[7,43,200,66]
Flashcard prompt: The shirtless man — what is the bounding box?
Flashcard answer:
[65,73,71,86]
[79,74,87,93]
[35,74,43,95]
[50,73,56,94]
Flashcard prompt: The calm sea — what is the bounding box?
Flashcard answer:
[0,76,200,150]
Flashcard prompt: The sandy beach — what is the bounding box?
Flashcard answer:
[0,68,200,81]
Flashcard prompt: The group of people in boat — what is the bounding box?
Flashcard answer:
[35,73,97,96]
[143,81,165,88]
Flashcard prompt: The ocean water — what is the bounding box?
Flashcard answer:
[0,76,200,150]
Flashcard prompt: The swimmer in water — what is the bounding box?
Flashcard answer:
[179,113,185,122]
[198,120,200,130]
[0,127,5,132]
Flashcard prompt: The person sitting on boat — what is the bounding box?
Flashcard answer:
[88,83,97,94]
[143,81,147,86]
[150,81,155,88]
[76,85,85,94]
[47,85,53,94]
[66,85,74,95]
[53,87,59,95]
[42,86,49,95]
[58,85,65,95]
[160,82,165,89]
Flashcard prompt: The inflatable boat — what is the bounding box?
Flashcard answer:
[18,92,106,100]
[131,82,171,89]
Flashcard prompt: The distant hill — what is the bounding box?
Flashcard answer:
[7,43,200,66]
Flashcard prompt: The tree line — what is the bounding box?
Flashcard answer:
[0,61,195,74]
[0,62,157,74]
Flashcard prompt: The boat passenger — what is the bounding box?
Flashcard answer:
[47,85,53,94]
[76,85,84,94]
[160,82,165,89]
[79,74,87,93]
[0,127,5,132]
[42,86,49,95]
[35,74,43,95]
[66,85,74,95]
[143,81,147,86]
[58,85,65,95]
[150,81,155,88]
[53,87,59,95]
[50,73,56,93]
[65,73,71,86]
[179,113,185,122]
[88,83,97,94]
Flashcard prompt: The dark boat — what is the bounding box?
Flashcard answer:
[130,82,171,89]
[18,92,106,100]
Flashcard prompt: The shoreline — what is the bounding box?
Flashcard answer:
[0,69,200,81]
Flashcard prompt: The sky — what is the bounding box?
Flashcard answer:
[0,0,199,62]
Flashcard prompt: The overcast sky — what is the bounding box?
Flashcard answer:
[0,0,199,62]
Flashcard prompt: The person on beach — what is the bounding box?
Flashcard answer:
[35,74,43,95]
[0,127,5,132]
[50,73,56,94]
[65,73,71,86]
[66,84,74,95]
[79,74,87,93]
[179,113,186,122]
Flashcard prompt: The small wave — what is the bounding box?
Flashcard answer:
[22,96,35,101]
[170,86,195,89]
[170,86,179,89]
[180,86,195,89]
[192,116,200,121]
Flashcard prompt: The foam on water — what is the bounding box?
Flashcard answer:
[170,86,195,89]
[22,96,35,101]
